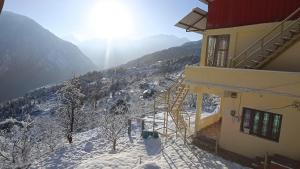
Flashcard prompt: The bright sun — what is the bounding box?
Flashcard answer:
[88,1,133,39]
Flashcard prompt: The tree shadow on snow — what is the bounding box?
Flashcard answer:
[162,151,179,169]
[160,139,243,169]
[185,144,243,169]
[39,147,76,169]
[143,138,162,156]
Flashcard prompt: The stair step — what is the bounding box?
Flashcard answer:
[257,54,267,59]
[273,42,283,47]
[289,29,299,34]
[281,36,291,41]
[173,104,180,110]
[250,60,260,64]
[265,49,274,53]
[255,56,267,62]
[244,65,254,69]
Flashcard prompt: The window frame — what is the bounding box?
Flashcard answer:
[240,107,282,142]
[206,34,230,67]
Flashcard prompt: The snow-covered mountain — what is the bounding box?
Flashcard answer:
[0,11,97,102]
[78,35,190,69]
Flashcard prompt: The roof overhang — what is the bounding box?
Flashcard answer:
[0,0,4,14]
[199,0,214,5]
[175,7,207,34]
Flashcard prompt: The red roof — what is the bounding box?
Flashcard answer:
[207,0,300,29]
[175,7,207,34]
[0,0,4,14]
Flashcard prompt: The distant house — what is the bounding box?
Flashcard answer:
[175,0,300,164]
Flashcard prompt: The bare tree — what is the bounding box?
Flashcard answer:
[56,77,85,144]
[202,93,221,113]
[36,117,63,152]
[100,100,130,151]
[186,94,197,108]
[0,116,39,169]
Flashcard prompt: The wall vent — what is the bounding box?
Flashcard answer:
[224,91,238,98]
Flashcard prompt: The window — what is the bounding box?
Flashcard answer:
[240,108,282,142]
[241,109,251,133]
[206,35,230,67]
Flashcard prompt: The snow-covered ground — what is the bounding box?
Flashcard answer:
[8,72,247,169]
[31,118,247,169]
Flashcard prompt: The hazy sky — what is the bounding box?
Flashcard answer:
[3,0,207,42]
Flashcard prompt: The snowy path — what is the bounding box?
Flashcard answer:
[32,127,248,169]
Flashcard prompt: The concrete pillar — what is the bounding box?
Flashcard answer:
[195,92,203,133]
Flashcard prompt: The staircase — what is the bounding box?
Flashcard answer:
[169,83,190,137]
[232,7,300,69]
[154,74,191,140]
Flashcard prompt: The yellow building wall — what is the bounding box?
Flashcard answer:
[190,84,300,160]
[263,40,300,72]
[188,19,300,160]
[184,66,300,97]
[200,113,221,129]
[199,22,300,72]
[219,92,300,160]
[185,66,300,160]
[200,22,278,67]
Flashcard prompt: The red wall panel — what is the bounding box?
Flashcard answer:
[0,0,4,14]
[207,0,300,29]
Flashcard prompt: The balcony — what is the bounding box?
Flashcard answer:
[184,65,300,98]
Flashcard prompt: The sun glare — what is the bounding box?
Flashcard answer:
[88,1,133,39]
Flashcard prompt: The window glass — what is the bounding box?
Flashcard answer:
[207,35,230,67]
[241,108,282,142]
[207,37,217,66]
[218,36,228,50]
[242,109,251,132]
[252,112,260,134]
[262,113,270,136]
[272,115,281,139]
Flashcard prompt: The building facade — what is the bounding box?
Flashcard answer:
[176,0,300,162]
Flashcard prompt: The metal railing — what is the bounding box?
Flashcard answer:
[232,7,300,68]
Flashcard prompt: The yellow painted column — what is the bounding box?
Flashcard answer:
[195,91,203,133]
[199,33,208,66]
[219,95,225,118]
[216,94,225,150]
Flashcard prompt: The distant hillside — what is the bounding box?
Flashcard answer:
[78,35,190,69]
[0,11,97,101]
[124,40,201,68]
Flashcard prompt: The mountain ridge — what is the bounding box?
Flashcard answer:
[78,34,190,69]
[0,11,97,101]
[124,40,201,68]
